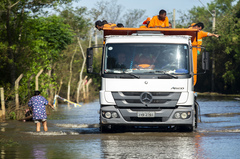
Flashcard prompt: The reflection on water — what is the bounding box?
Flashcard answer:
[32,144,47,159]
[0,97,240,158]
[55,123,99,128]
[101,133,206,159]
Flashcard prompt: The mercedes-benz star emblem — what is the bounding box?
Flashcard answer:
[140,92,153,105]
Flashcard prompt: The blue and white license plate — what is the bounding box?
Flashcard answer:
[137,112,155,118]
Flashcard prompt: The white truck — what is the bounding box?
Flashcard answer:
[87,28,209,132]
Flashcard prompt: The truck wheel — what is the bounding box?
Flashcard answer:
[178,105,198,132]
[194,101,199,129]
[188,102,199,132]
[100,124,121,133]
[177,125,193,132]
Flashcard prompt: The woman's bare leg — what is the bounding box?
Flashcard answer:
[43,121,48,132]
[36,122,41,132]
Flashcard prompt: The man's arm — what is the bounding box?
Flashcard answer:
[208,32,220,38]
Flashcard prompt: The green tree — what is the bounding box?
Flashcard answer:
[181,0,239,93]
[17,15,74,103]
[212,2,240,93]
[53,6,92,101]
[122,9,146,27]
[0,0,76,87]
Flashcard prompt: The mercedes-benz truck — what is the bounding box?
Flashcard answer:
[87,28,209,132]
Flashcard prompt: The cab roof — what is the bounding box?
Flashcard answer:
[105,35,191,44]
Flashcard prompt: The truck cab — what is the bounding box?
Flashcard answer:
[87,28,209,132]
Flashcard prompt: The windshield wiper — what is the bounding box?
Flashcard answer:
[154,70,178,79]
[121,72,140,79]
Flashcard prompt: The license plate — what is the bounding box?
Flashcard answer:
[137,112,155,118]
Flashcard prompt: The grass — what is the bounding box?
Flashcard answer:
[197,92,240,97]
[0,138,19,147]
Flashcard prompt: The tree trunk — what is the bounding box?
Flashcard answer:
[6,7,16,87]
[76,38,86,103]
[28,74,34,99]
[35,69,43,91]
[82,80,86,100]
[86,78,92,99]
[15,74,23,110]
[68,45,78,106]
[94,28,97,46]
[48,68,54,103]
[57,78,63,95]
[0,88,6,120]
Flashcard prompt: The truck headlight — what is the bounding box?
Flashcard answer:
[173,111,191,119]
[174,112,181,119]
[181,112,187,119]
[112,112,118,118]
[105,112,112,119]
[102,111,119,119]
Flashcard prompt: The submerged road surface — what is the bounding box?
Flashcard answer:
[0,96,240,159]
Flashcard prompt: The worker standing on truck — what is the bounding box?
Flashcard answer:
[148,9,169,28]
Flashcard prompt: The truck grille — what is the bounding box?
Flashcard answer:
[112,92,181,108]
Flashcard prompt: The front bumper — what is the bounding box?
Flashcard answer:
[100,106,193,126]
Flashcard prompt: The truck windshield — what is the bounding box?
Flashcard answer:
[104,43,189,74]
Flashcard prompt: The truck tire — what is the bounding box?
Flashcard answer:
[178,104,198,132]
[100,124,119,133]
[187,102,199,132]
[194,101,199,129]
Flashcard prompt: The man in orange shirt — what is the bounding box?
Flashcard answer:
[95,20,117,30]
[192,22,219,54]
[190,22,219,85]
[148,10,169,28]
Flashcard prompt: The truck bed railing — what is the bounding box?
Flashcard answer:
[103,28,198,42]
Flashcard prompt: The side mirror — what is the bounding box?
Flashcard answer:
[86,48,93,73]
[202,51,209,71]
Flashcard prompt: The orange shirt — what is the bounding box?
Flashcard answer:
[148,15,169,28]
[197,31,208,46]
[192,31,209,46]
[103,23,117,28]
[139,25,147,28]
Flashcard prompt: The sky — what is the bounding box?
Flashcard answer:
[72,0,216,20]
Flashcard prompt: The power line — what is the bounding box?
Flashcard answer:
[198,0,214,16]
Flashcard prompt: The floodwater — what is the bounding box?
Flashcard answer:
[1,96,240,159]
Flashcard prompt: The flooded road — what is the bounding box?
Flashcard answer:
[1,96,240,159]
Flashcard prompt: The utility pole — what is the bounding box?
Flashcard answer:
[94,28,98,46]
[211,10,216,92]
[173,9,176,28]
[212,10,216,32]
